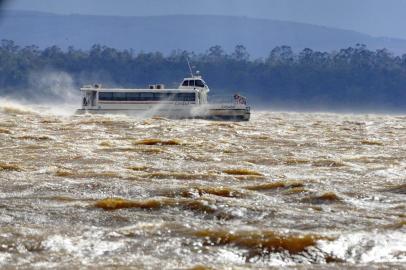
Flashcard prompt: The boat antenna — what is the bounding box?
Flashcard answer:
[186,57,194,77]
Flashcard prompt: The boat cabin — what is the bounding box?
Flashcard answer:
[179,77,207,89]
[80,75,210,109]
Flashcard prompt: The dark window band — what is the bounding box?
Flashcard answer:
[99,92,196,102]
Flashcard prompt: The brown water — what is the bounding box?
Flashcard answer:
[0,100,405,269]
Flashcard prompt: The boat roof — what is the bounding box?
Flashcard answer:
[81,74,208,92]
[80,87,198,93]
[183,76,204,80]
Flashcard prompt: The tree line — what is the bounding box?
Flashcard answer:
[1,39,406,110]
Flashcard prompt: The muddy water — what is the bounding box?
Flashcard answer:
[0,103,405,269]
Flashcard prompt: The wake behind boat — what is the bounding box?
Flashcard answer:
[76,72,250,121]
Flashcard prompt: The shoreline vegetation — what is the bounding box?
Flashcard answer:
[1,40,406,110]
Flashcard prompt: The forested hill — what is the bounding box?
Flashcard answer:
[1,40,406,111]
[2,10,406,57]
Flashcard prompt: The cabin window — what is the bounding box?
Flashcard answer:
[139,92,154,101]
[98,92,195,102]
[162,93,173,100]
[127,92,140,100]
[114,92,126,101]
[189,80,195,87]
[182,81,188,86]
[176,93,196,101]
[99,92,113,100]
[195,80,205,87]
[154,93,173,100]
[153,93,166,100]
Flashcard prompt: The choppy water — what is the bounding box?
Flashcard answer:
[0,100,405,269]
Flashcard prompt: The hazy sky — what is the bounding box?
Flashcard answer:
[4,0,406,39]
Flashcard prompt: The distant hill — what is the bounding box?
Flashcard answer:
[1,10,406,57]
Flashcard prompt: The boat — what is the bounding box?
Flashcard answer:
[76,71,250,121]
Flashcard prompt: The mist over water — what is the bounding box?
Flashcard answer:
[28,71,79,103]
[0,102,405,268]
[1,71,80,116]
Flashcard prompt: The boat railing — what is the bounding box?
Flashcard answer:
[208,95,234,104]
[208,94,248,105]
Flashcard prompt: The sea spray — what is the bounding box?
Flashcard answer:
[0,71,80,116]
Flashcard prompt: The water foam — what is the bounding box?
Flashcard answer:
[319,231,406,263]
[0,98,38,115]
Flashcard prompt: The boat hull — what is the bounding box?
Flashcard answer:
[76,106,250,121]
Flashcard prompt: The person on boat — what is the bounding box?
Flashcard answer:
[234,94,247,105]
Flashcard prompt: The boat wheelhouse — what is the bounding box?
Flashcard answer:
[77,74,250,121]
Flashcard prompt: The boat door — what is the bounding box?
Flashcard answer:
[90,91,97,106]
[83,90,97,108]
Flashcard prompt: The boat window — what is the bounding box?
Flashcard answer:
[153,93,161,100]
[195,80,205,87]
[114,92,126,101]
[99,92,113,101]
[98,92,195,102]
[127,92,141,100]
[162,93,173,100]
[189,80,195,87]
[176,93,196,101]
[139,92,154,101]
[182,80,188,86]
[153,93,169,100]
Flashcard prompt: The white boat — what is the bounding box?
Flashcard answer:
[76,72,250,121]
